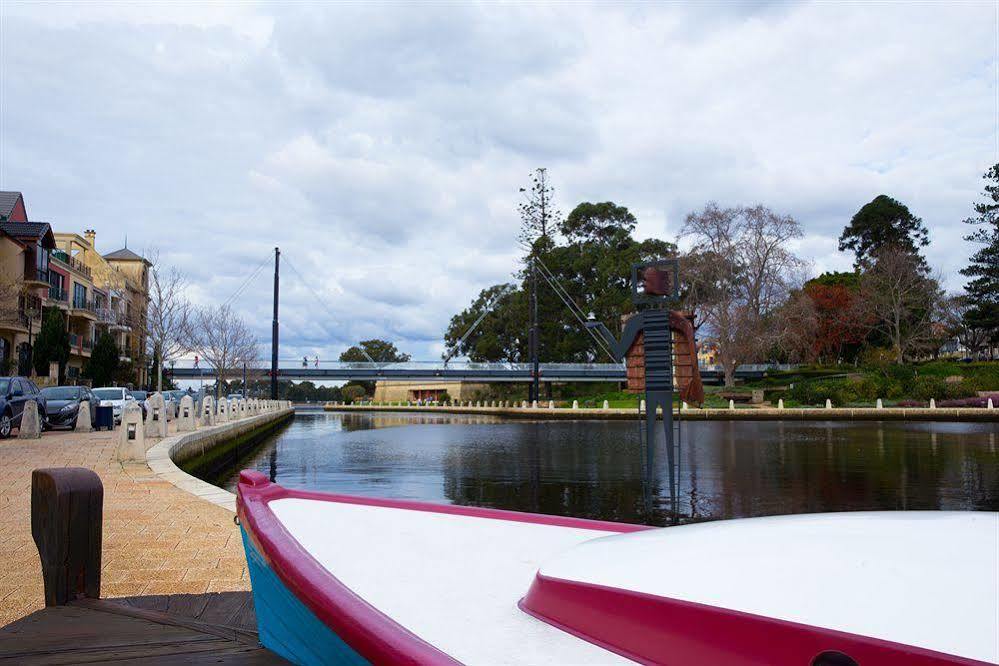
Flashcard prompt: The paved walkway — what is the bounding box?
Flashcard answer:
[0,425,249,627]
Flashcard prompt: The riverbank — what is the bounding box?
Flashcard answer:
[0,406,293,627]
[324,402,999,422]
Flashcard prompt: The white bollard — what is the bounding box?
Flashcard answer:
[729,400,735,410]
[602,400,609,410]
[201,396,215,426]
[145,393,168,438]
[929,398,936,409]
[988,398,994,409]
[18,400,42,439]
[117,403,145,462]
[522,401,528,408]
[532,400,538,409]
[217,398,229,423]
[572,400,579,409]
[876,398,883,409]
[74,400,93,433]
[825,399,832,409]
[640,399,646,413]
[178,396,196,432]
[682,401,689,411]
[548,400,554,409]
[777,398,784,410]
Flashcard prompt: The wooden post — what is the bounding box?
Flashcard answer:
[31,467,103,606]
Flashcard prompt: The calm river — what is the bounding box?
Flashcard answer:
[203,409,999,527]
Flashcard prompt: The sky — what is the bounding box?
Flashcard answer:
[0,1,996,364]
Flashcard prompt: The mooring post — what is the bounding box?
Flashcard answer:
[31,467,103,606]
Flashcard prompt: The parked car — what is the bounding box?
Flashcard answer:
[40,385,97,430]
[93,387,136,423]
[130,390,150,419]
[0,376,47,438]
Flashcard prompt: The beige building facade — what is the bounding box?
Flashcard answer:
[373,380,493,402]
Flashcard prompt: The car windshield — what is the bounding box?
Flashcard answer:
[131,391,148,400]
[41,387,81,400]
[93,389,123,400]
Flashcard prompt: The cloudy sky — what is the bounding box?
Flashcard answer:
[0,1,995,363]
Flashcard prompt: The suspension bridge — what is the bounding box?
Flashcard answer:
[198,247,794,393]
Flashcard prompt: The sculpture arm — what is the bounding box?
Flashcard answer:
[586,314,643,361]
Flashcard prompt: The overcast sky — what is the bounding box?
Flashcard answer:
[0,1,995,363]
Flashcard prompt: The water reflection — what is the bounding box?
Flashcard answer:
[209,411,999,527]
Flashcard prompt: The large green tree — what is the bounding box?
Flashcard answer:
[32,307,70,379]
[445,200,676,363]
[84,332,120,387]
[959,163,999,357]
[839,195,929,268]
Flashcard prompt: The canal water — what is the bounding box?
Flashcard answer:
[203,409,999,527]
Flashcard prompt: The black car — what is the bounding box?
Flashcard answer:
[39,386,97,430]
[0,377,47,438]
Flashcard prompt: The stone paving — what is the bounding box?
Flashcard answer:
[0,424,249,627]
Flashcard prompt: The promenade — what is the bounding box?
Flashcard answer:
[0,425,249,627]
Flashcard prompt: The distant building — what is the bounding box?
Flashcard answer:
[373,380,493,403]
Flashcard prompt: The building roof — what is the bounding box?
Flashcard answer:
[0,221,55,248]
[103,247,147,262]
[0,192,24,220]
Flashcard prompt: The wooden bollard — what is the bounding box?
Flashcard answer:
[31,467,103,606]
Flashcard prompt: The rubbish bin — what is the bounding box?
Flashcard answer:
[94,406,114,431]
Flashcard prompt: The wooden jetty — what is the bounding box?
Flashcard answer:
[0,468,285,664]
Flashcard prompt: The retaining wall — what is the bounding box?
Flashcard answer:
[324,403,998,422]
[146,408,295,512]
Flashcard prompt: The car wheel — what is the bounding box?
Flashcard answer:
[0,412,11,439]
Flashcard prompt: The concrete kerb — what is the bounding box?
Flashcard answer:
[145,407,295,512]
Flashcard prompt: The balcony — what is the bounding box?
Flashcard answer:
[50,250,92,279]
[69,333,93,357]
[69,298,99,321]
[23,266,50,289]
[96,307,131,331]
[46,286,68,307]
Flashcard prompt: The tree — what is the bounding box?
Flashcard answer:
[857,245,942,363]
[144,254,190,393]
[959,163,999,356]
[187,305,258,397]
[32,307,70,379]
[681,203,805,386]
[801,272,870,363]
[561,202,637,244]
[941,295,992,359]
[84,332,119,387]
[340,339,411,394]
[517,168,561,250]
[839,195,929,268]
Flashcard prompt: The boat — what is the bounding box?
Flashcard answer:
[236,470,998,665]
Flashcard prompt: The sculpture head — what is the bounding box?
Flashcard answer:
[631,259,679,304]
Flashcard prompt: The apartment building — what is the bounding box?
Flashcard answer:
[0,191,150,385]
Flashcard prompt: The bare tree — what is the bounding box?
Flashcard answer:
[773,289,819,363]
[681,203,806,386]
[858,245,943,363]
[941,294,990,359]
[187,304,258,397]
[144,252,191,392]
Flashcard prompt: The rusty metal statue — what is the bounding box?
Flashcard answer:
[587,259,703,522]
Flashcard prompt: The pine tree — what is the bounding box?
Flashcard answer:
[84,333,120,387]
[839,195,930,268]
[959,163,999,356]
[517,168,562,253]
[32,307,70,379]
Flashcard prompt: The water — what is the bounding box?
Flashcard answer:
[205,409,999,527]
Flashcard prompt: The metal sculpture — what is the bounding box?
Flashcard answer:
[587,259,703,522]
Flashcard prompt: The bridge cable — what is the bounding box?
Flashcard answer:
[443,286,514,364]
[533,258,617,362]
[221,252,272,308]
[281,255,377,364]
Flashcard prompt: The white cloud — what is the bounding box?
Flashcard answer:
[1,1,994,362]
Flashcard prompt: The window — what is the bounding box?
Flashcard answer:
[35,241,49,280]
[73,283,87,309]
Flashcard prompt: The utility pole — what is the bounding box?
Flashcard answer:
[270,247,280,399]
[529,258,539,402]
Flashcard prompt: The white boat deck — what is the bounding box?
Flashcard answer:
[540,511,999,664]
[269,498,633,664]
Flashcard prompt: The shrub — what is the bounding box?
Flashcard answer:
[341,385,366,404]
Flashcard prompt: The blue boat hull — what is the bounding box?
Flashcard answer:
[240,526,370,665]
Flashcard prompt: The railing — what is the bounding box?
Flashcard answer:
[17,294,42,318]
[71,297,98,312]
[49,250,93,278]
[95,307,130,328]
[47,287,68,302]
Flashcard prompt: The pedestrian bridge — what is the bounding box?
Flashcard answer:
[170,361,794,384]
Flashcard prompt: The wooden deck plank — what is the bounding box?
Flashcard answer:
[0,600,286,664]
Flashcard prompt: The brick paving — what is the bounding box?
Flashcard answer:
[0,425,248,627]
